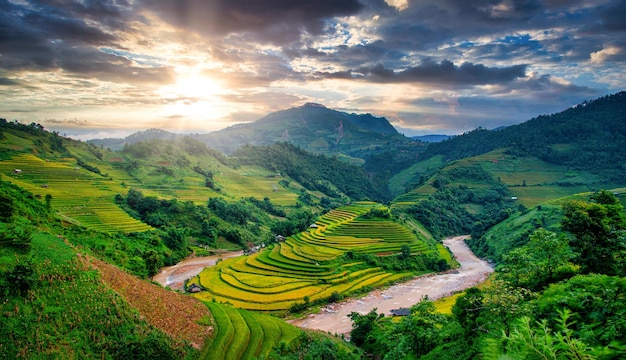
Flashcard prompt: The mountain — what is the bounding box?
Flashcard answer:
[411,134,451,143]
[89,128,180,151]
[196,103,410,157]
[88,103,412,161]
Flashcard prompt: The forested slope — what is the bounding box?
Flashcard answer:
[420,92,626,180]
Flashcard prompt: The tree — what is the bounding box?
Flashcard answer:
[394,300,446,358]
[45,193,52,210]
[525,228,571,282]
[143,250,163,278]
[0,216,34,252]
[400,244,411,259]
[562,190,626,275]
[481,279,534,337]
[499,228,571,288]
[452,287,484,337]
[4,259,35,296]
[0,193,14,220]
[162,226,190,251]
[348,308,384,348]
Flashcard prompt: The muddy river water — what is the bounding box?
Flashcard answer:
[153,236,492,336]
[153,250,243,290]
[289,236,493,335]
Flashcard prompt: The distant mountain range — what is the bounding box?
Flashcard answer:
[411,134,450,143]
[89,103,415,159]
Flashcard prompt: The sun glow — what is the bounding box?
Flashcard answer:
[159,69,223,99]
[157,68,229,126]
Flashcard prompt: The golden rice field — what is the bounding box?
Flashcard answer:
[190,203,433,311]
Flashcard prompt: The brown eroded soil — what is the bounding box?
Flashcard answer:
[82,255,213,349]
[290,236,493,335]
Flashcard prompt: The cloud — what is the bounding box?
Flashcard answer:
[590,45,624,64]
[142,0,364,43]
[0,78,22,86]
[599,0,626,32]
[317,59,527,85]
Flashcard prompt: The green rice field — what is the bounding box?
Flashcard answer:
[0,154,152,233]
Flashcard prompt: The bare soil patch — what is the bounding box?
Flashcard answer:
[83,255,213,349]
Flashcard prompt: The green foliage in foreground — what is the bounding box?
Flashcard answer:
[348,275,625,360]
[349,192,626,359]
[0,234,193,359]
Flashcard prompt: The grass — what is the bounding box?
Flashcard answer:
[1,232,197,358]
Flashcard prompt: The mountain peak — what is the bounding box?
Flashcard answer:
[301,102,327,109]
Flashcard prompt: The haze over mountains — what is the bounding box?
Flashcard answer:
[89,103,410,156]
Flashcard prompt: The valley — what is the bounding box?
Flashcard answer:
[1,92,625,359]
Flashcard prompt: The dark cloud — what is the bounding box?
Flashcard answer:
[0,78,22,86]
[58,47,175,84]
[599,0,626,32]
[0,0,158,84]
[143,0,364,43]
[317,59,527,85]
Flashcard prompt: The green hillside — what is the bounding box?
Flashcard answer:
[196,103,409,157]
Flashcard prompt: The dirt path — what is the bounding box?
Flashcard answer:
[290,236,493,335]
[152,250,243,290]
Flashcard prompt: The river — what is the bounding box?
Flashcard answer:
[153,236,492,336]
[153,250,243,290]
[289,236,493,335]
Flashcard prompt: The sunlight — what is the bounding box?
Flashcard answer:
[157,68,230,127]
[159,69,223,99]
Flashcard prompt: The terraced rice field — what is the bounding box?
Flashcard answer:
[202,302,300,360]
[0,154,152,233]
[191,203,432,311]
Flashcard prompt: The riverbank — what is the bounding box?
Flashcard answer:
[290,236,493,335]
[152,250,243,290]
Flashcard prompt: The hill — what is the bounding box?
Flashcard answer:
[418,92,626,179]
[392,92,626,204]
[196,103,409,158]
[89,128,181,151]
[87,103,412,162]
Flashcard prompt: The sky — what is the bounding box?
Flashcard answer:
[1,0,625,140]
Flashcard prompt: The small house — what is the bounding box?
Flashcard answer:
[390,308,411,317]
[13,169,21,174]
[309,223,319,229]
[187,284,202,293]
